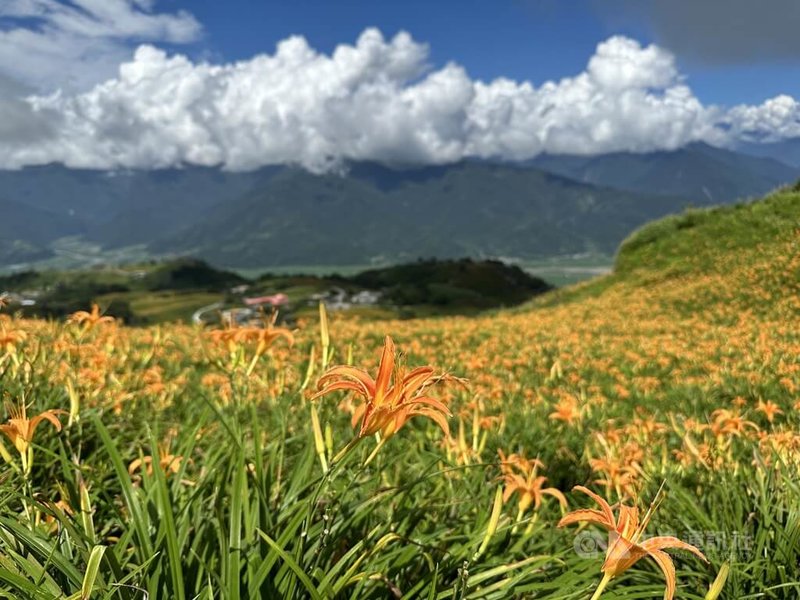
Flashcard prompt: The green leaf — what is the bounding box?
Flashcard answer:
[80,545,106,600]
[92,416,154,560]
[256,530,322,600]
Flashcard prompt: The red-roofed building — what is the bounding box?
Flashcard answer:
[243,293,289,307]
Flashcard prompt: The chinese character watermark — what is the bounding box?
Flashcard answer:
[574,530,752,560]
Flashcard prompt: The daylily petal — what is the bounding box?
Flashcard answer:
[316,366,376,395]
[374,336,395,402]
[572,485,616,528]
[558,508,614,530]
[350,403,366,429]
[542,487,568,508]
[128,457,148,474]
[312,380,370,401]
[407,395,452,417]
[640,536,708,562]
[647,549,677,600]
[401,367,437,397]
[359,404,382,436]
[603,533,647,576]
[0,424,17,444]
[29,410,65,438]
[415,406,451,437]
[617,505,639,539]
[388,404,450,438]
[521,492,534,512]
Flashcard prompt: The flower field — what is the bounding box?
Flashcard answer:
[1,190,799,599]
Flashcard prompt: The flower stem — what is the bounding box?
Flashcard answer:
[523,512,539,536]
[331,436,360,465]
[363,437,386,466]
[590,574,612,600]
[511,506,524,535]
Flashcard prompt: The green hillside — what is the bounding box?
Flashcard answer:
[538,183,800,316]
[615,185,800,276]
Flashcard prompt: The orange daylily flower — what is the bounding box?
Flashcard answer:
[708,409,758,437]
[0,404,65,473]
[207,313,293,357]
[68,304,115,328]
[0,404,64,456]
[498,450,566,516]
[0,325,26,354]
[234,322,294,356]
[756,400,783,423]
[549,396,581,424]
[44,497,74,533]
[313,335,458,440]
[559,486,707,600]
[129,443,184,478]
[589,456,641,500]
[207,323,242,352]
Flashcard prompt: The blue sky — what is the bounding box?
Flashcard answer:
[0,0,799,171]
[182,0,799,106]
[186,1,619,95]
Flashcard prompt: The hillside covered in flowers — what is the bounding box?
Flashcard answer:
[0,189,799,599]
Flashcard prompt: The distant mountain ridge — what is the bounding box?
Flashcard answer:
[530,142,797,202]
[0,197,82,263]
[734,137,800,169]
[151,162,699,266]
[0,143,797,268]
[0,165,277,249]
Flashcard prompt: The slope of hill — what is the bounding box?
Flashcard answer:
[0,197,85,262]
[152,162,696,267]
[537,183,800,317]
[532,142,797,203]
[614,186,800,277]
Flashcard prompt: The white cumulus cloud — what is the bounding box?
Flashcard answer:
[0,0,201,91]
[725,95,800,142]
[0,28,798,171]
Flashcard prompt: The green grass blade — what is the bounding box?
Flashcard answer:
[80,545,106,600]
[92,416,154,560]
[149,429,186,600]
[256,530,322,600]
[227,448,245,600]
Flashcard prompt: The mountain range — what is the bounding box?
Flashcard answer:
[530,142,797,201]
[735,137,800,168]
[0,142,797,268]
